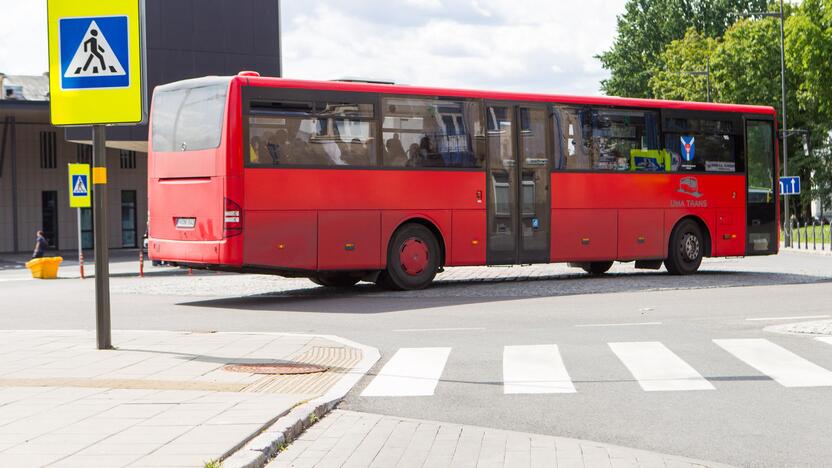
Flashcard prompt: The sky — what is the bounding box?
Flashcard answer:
[0,0,627,96]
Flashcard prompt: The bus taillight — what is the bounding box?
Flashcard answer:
[224,198,243,238]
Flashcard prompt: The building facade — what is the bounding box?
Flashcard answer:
[0,97,147,254]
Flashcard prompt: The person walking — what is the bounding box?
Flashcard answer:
[32,231,48,259]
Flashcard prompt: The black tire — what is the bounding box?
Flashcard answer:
[582,261,614,276]
[664,219,704,275]
[381,223,440,290]
[309,273,360,287]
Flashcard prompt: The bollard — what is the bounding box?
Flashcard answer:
[188,267,193,276]
[813,220,817,250]
[804,221,809,249]
[79,252,85,280]
[139,249,144,278]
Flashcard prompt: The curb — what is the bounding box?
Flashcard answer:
[780,246,832,257]
[222,333,380,468]
[764,319,832,336]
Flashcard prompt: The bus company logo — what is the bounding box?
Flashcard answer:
[677,176,702,198]
[680,136,695,162]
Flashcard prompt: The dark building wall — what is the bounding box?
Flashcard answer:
[67,0,281,146]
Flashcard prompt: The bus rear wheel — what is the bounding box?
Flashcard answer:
[310,273,360,288]
[582,261,614,276]
[664,219,704,275]
[379,223,440,290]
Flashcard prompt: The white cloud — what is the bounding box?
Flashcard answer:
[283,0,625,95]
[0,2,48,74]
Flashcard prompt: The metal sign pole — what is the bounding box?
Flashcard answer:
[92,125,111,350]
[76,207,83,279]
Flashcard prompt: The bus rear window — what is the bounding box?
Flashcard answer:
[151,84,228,152]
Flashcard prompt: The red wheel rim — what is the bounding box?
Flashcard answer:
[399,237,429,276]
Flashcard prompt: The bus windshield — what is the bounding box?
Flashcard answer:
[151,79,229,152]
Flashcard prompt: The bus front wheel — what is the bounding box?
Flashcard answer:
[379,223,440,290]
[664,219,704,275]
[310,273,360,288]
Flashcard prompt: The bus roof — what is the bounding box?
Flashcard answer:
[233,75,776,116]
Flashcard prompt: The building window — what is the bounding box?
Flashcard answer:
[76,144,92,164]
[81,208,94,250]
[120,150,137,169]
[40,131,57,169]
[41,191,59,249]
[121,190,138,248]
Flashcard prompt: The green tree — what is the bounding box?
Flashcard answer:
[597,0,768,98]
[649,28,718,102]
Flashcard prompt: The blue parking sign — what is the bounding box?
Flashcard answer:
[59,16,130,90]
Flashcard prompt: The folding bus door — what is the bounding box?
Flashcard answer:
[485,103,550,265]
[746,119,778,254]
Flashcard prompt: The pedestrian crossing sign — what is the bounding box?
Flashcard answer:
[68,164,92,208]
[47,0,146,126]
[59,17,130,90]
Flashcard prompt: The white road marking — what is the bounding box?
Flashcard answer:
[503,345,576,394]
[0,277,32,283]
[609,342,715,392]
[745,315,830,322]
[575,322,663,328]
[361,347,451,397]
[815,337,832,347]
[392,327,486,332]
[714,339,832,387]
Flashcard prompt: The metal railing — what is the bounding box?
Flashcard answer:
[784,220,831,251]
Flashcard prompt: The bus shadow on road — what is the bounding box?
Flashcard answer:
[177,269,832,314]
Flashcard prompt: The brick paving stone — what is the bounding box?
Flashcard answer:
[269,410,736,468]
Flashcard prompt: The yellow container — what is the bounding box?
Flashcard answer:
[25,257,63,279]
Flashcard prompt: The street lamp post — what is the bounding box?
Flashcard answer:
[745,1,789,244]
[681,56,711,102]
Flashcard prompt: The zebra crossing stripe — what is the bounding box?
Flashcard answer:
[609,342,715,392]
[361,347,451,397]
[817,337,832,347]
[503,345,576,394]
[714,339,832,388]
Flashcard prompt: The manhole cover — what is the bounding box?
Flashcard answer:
[223,363,328,375]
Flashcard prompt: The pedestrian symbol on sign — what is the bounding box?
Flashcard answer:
[72,174,89,196]
[59,16,130,90]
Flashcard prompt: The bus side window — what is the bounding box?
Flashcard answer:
[553,107,660,172]
[382,98,484,169]
[662,117,744,173]
[247,100,377,167]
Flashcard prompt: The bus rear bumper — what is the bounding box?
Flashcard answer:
[148,238,227,265]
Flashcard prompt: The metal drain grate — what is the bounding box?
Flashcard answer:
[223,363,328,375]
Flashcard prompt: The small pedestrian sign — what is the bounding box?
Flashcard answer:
[780,176,801,196]
[60,17,129,90]
[47,0,146,126]
[68,164,92,208]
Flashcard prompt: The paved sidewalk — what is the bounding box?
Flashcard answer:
[269,410,734,468]
[0,250,194,280]
[0,330,375,468]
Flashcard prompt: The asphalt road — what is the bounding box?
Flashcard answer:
[2,252,831,467]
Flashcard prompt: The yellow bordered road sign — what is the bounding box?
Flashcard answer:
[68,164,92,208]
[47,0,146,126]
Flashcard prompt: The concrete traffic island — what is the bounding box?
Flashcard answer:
[0,330,378,467]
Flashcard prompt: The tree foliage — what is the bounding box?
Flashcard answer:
[648,28,717,102]
[597,0,768,98]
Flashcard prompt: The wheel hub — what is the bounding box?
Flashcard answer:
[400,237,429,276]
[680,233,701,262]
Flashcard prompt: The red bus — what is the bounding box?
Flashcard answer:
[147,72,779,290]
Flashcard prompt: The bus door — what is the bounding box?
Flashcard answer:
[745,119,778,254]
[485,103,550,264]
